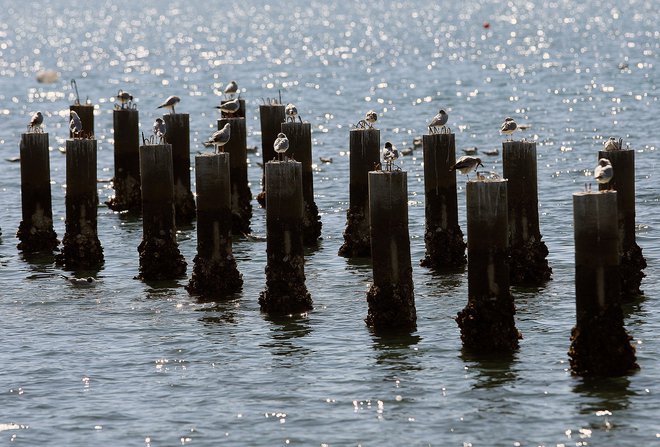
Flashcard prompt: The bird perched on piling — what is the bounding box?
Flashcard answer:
[500,117,517,140]
[603,137,621,152]
[224,80,238,99]
[273,132,289,161]
[117,90,133,109]
[28,111,44,132]
[157,95,180,114]
[285,103,301,123]
[153,118,166,143]
[217,98,240,116]
[429,109,448,134]
[70,110,83,138]
[594,158,613,188]
[365,110,377,128]
[450,155,484,180]
[204,123,231,153]
[383,141,399,171]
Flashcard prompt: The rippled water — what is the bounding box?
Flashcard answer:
[1,0,659,445]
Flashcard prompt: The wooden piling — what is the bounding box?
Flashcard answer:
[106,109,141,212]
[257,104,285,206]
[218,117,253,235]
[258,160,313,315]
[17,133,59,252]
[137,144,187,280]
[55,139,104,268]
[502,141,551,284]
[420,133,466,269]
[163,113,196,221]
[220,98,246,119]
[69,104,94,138]
[281,121,322,245]
[597,149,646,297]
[365,171,416,333]
[456,180,520,352]
[569,191,637,376]
[338,128,380,258]
[187,153,242,296]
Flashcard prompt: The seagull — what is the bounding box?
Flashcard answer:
[28,111,44,132]
[365,110,377,128]
[500,117,517,140]
[157,95,180,114]
[60,274,96,287]
[450,155,484,180]
[429,109,448,134]
[217,98,240,116]
[603,137,620,152]
[70,110,83,138]
[203,123,231,153]
[273,132,289,161]
[224,80,238,98]
[383,141,399,171]
[117,90,133,109]
[153,118,166,143]
[594,158,613,188]
[285,103,301,123]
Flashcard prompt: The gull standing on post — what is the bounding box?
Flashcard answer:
[70,110,83,138]
[217,98,240,116]
[594,158,613,189]
[450,155,484,180]
[365,110,377,128]
[285,103,301,123]
[500,117,517,140]
[157,95,180,114]
[153,118,166,143]
[273,132,289,161]
[428,109,448,134]
[28,111,44,132]
[203,123,231,153]
[117,90,133,109]
[383,141,399,171]
[603,137,620,152]
[224,80,238,99]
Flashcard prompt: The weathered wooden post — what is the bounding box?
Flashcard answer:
[339,128,380,257]
[187,153,242,296]
[220,98,246,118]
[420,132,466,269]
[502,141,551,284]
[56,139,104,268]
[569,191,637,376]
[106,108,141,212]
[456,180,520,352]
[259,160,313,315]
[137,144,187,280]
[17,133,59,252]
[69,104,94,138]
[257,103,285,206]
[163,113,196,221]
[366,170,416,333]
[218,117,252,235]
[597,148,646,297]
[281,121,322,245]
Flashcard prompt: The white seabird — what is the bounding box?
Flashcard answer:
[204,123,231,153]
[157,95,180,114]
[274,132,289,161]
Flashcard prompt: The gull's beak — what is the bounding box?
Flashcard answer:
[478,161,484,168]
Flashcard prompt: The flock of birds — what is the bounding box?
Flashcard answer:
[24,83,622,188]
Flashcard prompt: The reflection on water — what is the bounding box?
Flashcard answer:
[196,296,240,326]
[261,315,312,363]
[462,350,518,390]
[573,376,633,415]
[371,332,423,373]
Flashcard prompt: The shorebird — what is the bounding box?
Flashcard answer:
[70,110,83,138]
[274,132,289,161]
[429,109,449,134]
[157,95,180,114]
[450,155,484,180]
[117,90,133,109]
[603,137,620,152]
[500,117,517,140]
[204,123,231,153]
[60,274,96,287]
[285,103,301,123]
[594,158,613,188]
[217,98,240,116]
[383,141,399,171]
[224,80,238,99]
[153,118,166,143]
[365,110,377,128]
[28,111,44,132]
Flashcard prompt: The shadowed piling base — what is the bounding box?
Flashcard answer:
[366,282,416,333]
[303,201,322,245]
[420,225,466,269]
[107,109,141,212]
[163,114,196,221]
[569,305,638,376]
[509,239,551,285]
[621,244,646,297]
[188,256,242,296]
[456,296,521,352]
[256,191,266,208]
[138,239,187,280]
[17,220,58,253]
[259,254,313,315]
[338,206,371,257]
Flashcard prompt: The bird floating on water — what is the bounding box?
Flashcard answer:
[157,95,180,114]
[224,80,238,99]
[153,118,166,144]
[60,274,97,287]
[117,90,133,109]
[450,155,484,180]
[500,117,518,140]
[285,103,302,123]
[383,141,399,171]
[594,158,613,189]
[70,111,83,138]
[28,111,44,133]
[319,156,333,164]
[274,133,289,161]
[603,137,621,152]
[204,123,231,153]
[217,98,240,116]
[462,147,478,155]
[429,109,449,134]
